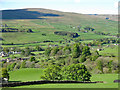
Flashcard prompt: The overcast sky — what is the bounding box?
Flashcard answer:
[0,0,119,14]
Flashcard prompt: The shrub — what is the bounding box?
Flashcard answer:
[35,45,43,51]
[82,46,91,56]
[29,56,36,62]
[90,55,99,61]
[79,55,86,63]
[10,63,16,71]
[107,60,113,73]
[97,60,104,73]
[14,63,21,69]
[21,47,31,56]
[72,43,81,58]
[63,46,71,55]
[41,65,62,81]
[1,68,9,80]
[45,48,51,57]
[50,47,59,56]
[62,63,91,81]
[20,60,26,68]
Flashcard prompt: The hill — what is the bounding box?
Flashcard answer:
[1,8,118,45]
[1,8,119,88]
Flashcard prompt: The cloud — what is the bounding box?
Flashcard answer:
[74,0,81,3]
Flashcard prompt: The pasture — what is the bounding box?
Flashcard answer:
[1,8,119,89]
[9,68,44,82]
[1,9,118,45]
[99,45,118,57]
[8,68,118,88]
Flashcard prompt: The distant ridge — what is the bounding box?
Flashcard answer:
[1,8,118,21]
[2,8,62,19]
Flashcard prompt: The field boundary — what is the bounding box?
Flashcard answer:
[1,80,104,87]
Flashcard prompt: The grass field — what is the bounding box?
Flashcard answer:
[99,45,118,57]
[8,68,118,88]
[9,68,44,82]
[1,8,118,45]
[1,8,119,89]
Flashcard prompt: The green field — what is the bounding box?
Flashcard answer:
[8,68,118,88]
[99,45,118,57]
[1,8,118,45]
[1,8,119,89]
[9,68,44,82]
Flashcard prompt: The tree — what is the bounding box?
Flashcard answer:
[35,45,43,51]
[29,56,36,62]
[45,48,51,57]
[14,63,21,69]
[107,60,113,73]
[90,51,99,61]
[82,46,91,56]
[21,47,31,56]
[59,41,62,44]
[72,43,81,58]
[3,47,9,53]
[1,68,9,81]
[27,29,33,33]
[30,63,35,68]
[10,63,16,71]
[20,60,26,68]
[79,55,86,63]
[21,50,25,56]
[7,64,11,71]
[90,55,99,61]
[24,47,31,56]
[41,65,62,81]
[62,63,91,81]
[63,46,71,55]
[50,47,59,56]
[97,60,103,73]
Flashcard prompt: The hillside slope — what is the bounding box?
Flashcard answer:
[1,8,118,44]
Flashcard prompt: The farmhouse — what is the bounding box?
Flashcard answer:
[97,48,104,51]
[83,31,88,33]
[48,44,58,47]
[0,52,9,57]
[114,44,119,46]
[7,58,12,62]
[0,78,8,83]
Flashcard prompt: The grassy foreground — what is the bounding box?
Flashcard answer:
[8,68,118,88]
[9,68,44,82]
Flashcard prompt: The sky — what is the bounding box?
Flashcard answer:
[0,0,119,14]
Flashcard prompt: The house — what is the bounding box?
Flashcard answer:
[49,44,58,47]
[73,27,76,29]
[9,51,21,54]
[114,44,119,46]
[7,58,11,62]
[0,77,8,83]
[97,48,104,51]
[3,78,8,83]
[0,52,9,57]
[83,31,88,33]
